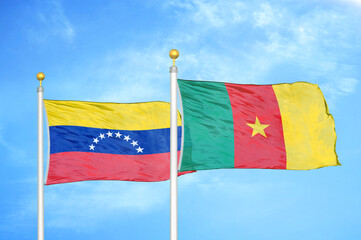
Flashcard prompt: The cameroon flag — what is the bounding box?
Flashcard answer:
[178,79,339,172]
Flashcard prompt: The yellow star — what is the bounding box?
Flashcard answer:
[246,117,269,138]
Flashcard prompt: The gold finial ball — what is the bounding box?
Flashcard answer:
[169,49,179,60]
[36,72,45,81]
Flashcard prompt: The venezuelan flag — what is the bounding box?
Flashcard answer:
[44,100,183,185]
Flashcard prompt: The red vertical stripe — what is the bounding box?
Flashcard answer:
[225,83,287,169]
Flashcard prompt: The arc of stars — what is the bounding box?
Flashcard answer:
[88,131,144,154]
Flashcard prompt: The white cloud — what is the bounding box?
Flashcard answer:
[4,173,197,231]
[90,48,172,103]
[29,0,75,43]
[253,2,284,28]
[64,0,359,107]
[44,181,169,229]
[333,0,361,7]
[248,3,361,106]
[165,0,246,28]
[162,1,358,85]
[0,127,26,161]
[319,77,359,108]
[4,176,195,231]
[338,78,358,93]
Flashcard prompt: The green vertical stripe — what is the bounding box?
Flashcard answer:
[178,79,235,171]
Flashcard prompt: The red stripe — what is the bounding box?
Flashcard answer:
[225,83,287,169]
[46,151,191,185]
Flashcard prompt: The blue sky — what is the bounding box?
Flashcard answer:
[1,0,361,239]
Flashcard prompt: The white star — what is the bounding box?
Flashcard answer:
[106,131,113,137]
[115,132,122,138]
[131,140,138,147]
[136,146,144,153]
[124,135,131,141]
[93,138,99,144]
[99,133,105,139]
[89,144,95,150]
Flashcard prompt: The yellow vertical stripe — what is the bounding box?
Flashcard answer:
[44,100,182,130]
[273,83,339,170]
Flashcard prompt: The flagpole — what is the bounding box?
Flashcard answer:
[169,49,179,240]
[37,72,45,240]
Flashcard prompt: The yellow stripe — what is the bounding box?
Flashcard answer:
[273,82,339,170]
[44,100,182,130]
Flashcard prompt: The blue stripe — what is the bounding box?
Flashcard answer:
[49,126,182,155]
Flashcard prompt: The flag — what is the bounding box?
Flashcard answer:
[177,79,339,172]
[44,100,187,185]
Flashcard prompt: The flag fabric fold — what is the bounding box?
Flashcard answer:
[44,100,187,185]
[177,79,339,172]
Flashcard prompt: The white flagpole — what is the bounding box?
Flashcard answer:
[37,72,45,240]
[169,49,179,240]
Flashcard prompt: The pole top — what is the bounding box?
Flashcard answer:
[36,72,45,86]
[169,49,179,66]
